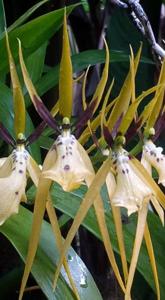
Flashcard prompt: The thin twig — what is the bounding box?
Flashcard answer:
[109,0,165,61]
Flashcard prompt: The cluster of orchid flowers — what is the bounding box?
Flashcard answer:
[1,10,165,300]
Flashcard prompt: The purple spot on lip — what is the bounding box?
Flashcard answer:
[15,191,19,195]
[62,155,65,159]
[64,164,70,171]
[19,170,23,174]
[57,142,62,146]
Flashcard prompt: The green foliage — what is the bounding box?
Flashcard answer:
[0,2,164,300]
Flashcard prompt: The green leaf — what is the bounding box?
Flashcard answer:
[25,42,48,84]
[0,0,6,35]
[0,206,103,300]
[7,0,49,33]
[34,49,153,100]
[106,7,155,99]
[0,5,76,76]
[27,184,165,298]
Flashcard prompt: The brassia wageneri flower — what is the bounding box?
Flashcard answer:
[108,145,164,220]
[42,117,94,191]
[0,142,28,225]
[142,138,165,187]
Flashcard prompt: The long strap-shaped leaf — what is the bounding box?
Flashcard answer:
[144,222,160,300]
[52,158,125,293]
[6,31,25,137]
[125,203,148,300]
[59,8,73,118]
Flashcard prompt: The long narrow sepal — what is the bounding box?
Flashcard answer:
[5,30,26,137]
[145,58,165,131]
[59,8,73,118]
[125,203,148,299]
[90,37,109,113]
[75,99,97,138]
[85,166,126,293]
[18,149,56,300]
[0,122,15,146]
[52,158,112,289]
[26,121,46,146]
[46,198,80,300]
[108,45,142,132]
[93,195,126,293]
[18,40,60,133]
[144,223,160,300]
[111,206,128,283]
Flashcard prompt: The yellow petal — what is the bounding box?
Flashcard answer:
[146,58,165,130]
[125,203,148,300]
[119,85,161,135]
[19,177,52,300]
[93,195,126,293]
[52,157,112,289]
[108,45,142,132]
[59,8,73,118]
[144,223,160,300]
[90,38,109,113]
[18,152,52,300]
[46,198,80,300]
[150,197,164,225]
[5,31,25,136]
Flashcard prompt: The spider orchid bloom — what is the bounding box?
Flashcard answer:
[42,118,94,191]
[0,144,29,225]
[107,147,164,221]
[141,139,165,187]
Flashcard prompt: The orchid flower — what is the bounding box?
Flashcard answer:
[0,141,28,225]
[142,138,165,187]
[0,32,45,226]
[105,135,165,300]
[42,117,94,191]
